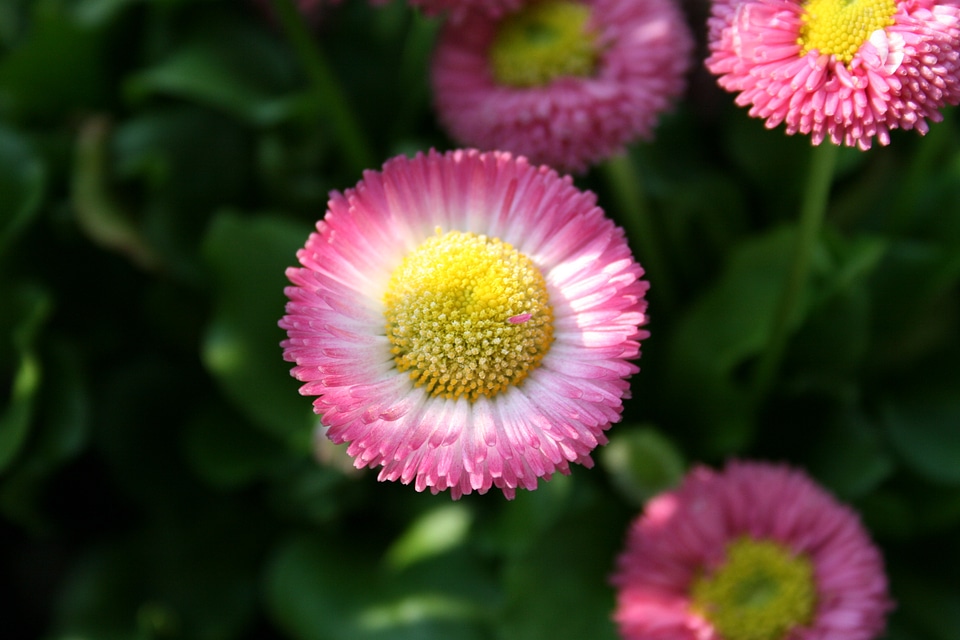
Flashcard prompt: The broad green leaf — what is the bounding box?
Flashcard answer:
[201,211,314,444]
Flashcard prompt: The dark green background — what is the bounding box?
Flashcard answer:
[2,0,959,638]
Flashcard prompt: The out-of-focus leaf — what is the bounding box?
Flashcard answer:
[892,565,960,640]
[125,19,301,126]
[804,407,894,499]
[182,403,291,489]
[111,107,256,280]
[0,7,106,120]
[267,534,491,640]
[385,504,472,570]
[72,117,159,270]
[666,226,812,455]
[0,124,44,253]
[869,240,960,369]
[883,387,960,485]
[497,496,625,640]
[0,339,88,531]
[201,211,314,444]
[53,505,265,640]
[601,425,684,505]
[487,472,573,557]
[0,283,51,474]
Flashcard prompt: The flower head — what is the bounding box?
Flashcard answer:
[706,0,960,149]
[430,0,694,173]
[280,149,648,499]
[612,461,893,640]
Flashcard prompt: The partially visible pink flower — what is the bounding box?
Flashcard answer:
[431,0,693,173]
[612,461,893,640]
[280,149,648,499]
[706,0,960,149]
[408,0,525,20]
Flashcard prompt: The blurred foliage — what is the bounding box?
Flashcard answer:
[1,0,959,638]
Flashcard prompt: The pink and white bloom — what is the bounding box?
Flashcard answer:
[706,0,960,148]
[612,461,893,640]
[280,149,648,499]
[431,0,693,173]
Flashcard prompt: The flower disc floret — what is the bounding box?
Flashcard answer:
[489,1,600,87]
[384,229,554,401]
[691,538,817,640]
[280,149,648,499]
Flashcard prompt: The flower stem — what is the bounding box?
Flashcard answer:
[602,153,675,313]
[751,141,839,403]
[270,0,376,174]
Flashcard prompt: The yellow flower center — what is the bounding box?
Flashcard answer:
[691,538,817,640]
[798,0,896,64]
[489,0,600,87]
[383,229,554,401]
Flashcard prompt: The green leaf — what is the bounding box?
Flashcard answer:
[0,282,51,474]
[267,534,492,640]
[883,387,960,485]
[0,339,89,531]
[496,497,624,640]
[0,124,44,254]
[201,211,314,444]
[181,402,292,489]
[804,407,894,499]
[600,425,685,505]
[385,504,473,571]
[0,6,106,120]
[125,20,301,126]
[665,226,811,455]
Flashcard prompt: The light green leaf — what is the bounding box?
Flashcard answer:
[201,211,314,444]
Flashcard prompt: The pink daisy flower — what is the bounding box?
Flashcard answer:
[612,461,893,640]
[430,0,693,173]
[280,149,648,499]
[706,0,960,149]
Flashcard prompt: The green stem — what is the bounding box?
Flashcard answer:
[751,141,839,403]
[601,153,675,313]
[271,0,376,174]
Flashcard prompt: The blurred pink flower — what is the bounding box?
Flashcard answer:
[431,0,693,173]
[706,0,960,149]
[612,461,893,640]
[280,149,648,499]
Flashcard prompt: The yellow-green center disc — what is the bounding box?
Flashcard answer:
[691,538,817,640]
[798,0,896,64]
[489,0,600,87]
[383,229,554,401]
